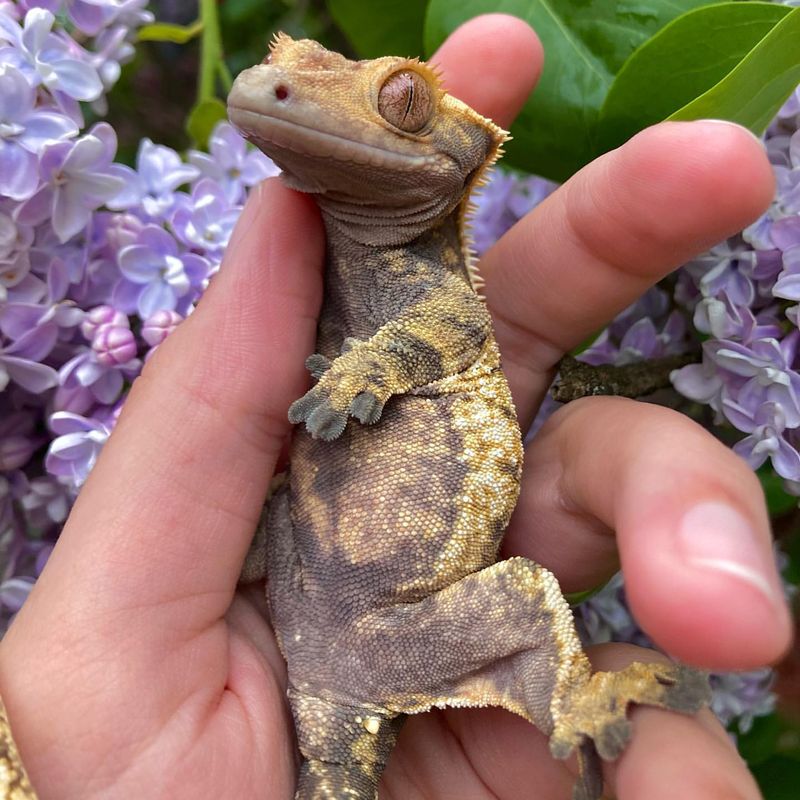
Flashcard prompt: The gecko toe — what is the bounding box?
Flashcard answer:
[305,353,332,379]
[288,387,328,424]
[594,717,631,761]
[350,391,384,425]
[658,666,711,713]
[306,404,349,440]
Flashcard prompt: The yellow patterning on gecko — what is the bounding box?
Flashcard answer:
[226,34,710,800]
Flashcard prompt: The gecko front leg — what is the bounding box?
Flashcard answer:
[289,274,492,439]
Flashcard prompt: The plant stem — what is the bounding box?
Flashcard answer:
[198,0,225,101]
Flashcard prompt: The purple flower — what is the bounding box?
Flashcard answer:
[91,322,136,366]
[141,308,182,347]
[0,63,78,200]
[774,243,800,308]
[710,336,800,427]
[0,8,103,101]
[16,122,127,242]
[45,409,112,486]
[111,138,200,219]
[171,178,241,253]
[54,345,138,412]
[684,239,757,307]
[710,669,776,734]
[188,121,278,204]
[80,304,127,340]
[693,293,782,343]
[116,224,209,317]
[726,400,800,480]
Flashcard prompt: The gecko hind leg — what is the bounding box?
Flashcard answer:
[349,557,708,800]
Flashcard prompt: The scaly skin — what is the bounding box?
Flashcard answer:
[227,34,710,800]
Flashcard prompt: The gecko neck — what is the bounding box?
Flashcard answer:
[315,209,474,354]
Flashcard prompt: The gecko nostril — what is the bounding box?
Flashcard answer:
[275,84,289,101]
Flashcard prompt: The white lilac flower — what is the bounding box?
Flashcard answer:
[188,121,279,204]
[0,8,103,102]
[16,122,127,242]
[111,138,200,220]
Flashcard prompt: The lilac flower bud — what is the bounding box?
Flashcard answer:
[81,304,127,340]
[141,309,182,347]
[91,323,136,366]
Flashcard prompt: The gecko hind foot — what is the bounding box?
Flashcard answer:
[551,662,710,763]
[296,760,378,800]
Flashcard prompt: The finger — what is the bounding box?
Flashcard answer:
[591,644,761,800]
[505,397,791,670]
[430,13,543,128]
[481,120,775,429]
[18,180,324,632]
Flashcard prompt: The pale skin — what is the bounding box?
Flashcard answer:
[0,14,793,800]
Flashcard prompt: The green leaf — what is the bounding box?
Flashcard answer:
[758,464,798,517]
[754,756,800,800]
[424,0,722,182]
[327,0,429,58]
[186,97,228,149]
[598,3,791,153]
[137,20,203,44]
[669,5,800,134]
[737,712,782,766]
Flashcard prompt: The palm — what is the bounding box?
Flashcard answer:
[0,14,787,800]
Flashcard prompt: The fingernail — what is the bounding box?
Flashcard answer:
[676,501,778,605]
[697,118,765,147]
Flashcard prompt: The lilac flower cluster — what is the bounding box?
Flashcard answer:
[0,3,277,631]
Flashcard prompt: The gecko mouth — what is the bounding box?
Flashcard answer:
[227,106,439,172]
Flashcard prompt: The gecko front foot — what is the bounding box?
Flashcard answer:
[289,349,390,439]
[550,662,710,763]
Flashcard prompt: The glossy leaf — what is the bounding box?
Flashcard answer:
[424,0,722,181]
[327,0,429,58]
[598,3,790,152]
[186,97,228,149]
[669,5,800,134]
[137,20,203,44]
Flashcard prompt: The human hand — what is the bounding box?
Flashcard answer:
[0,13,791,800]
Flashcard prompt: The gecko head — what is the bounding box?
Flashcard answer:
[227,33,508,244]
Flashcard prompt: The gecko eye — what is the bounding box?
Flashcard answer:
[378,70,434,133]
